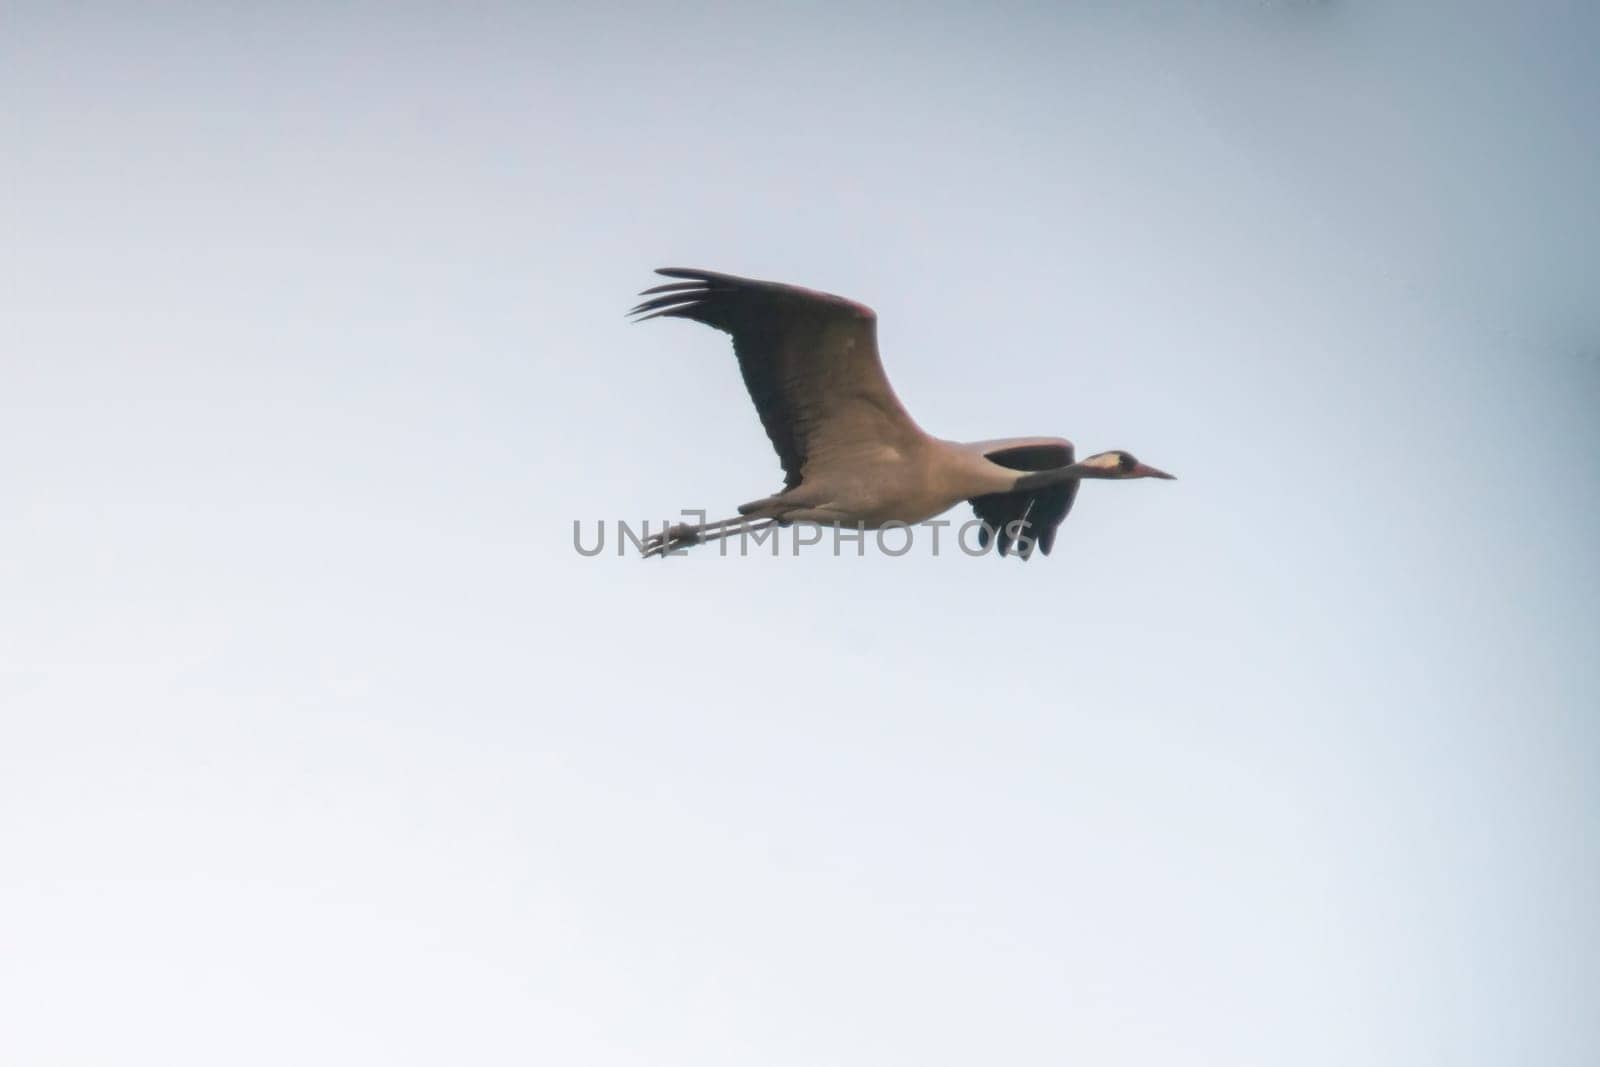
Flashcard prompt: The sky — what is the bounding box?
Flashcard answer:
[3,2,1597,1064]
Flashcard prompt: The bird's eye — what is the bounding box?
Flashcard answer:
[1119,453,1136,472]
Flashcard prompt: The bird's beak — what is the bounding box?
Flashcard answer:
[1134,463,1176,480]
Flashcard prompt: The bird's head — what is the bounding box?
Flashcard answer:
[1077,450,1176,480]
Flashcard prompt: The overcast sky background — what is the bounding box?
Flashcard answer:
[3,2,1597,1064]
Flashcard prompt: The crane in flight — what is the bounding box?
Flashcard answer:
[630,268,1173,559]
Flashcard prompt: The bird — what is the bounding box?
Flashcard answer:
[629,267,1174,559]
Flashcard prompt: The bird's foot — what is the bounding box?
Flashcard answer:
[641,523,699,558]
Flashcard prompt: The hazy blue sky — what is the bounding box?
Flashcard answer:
[3,2,1596,1064]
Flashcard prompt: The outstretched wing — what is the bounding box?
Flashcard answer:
[630,267,922,489]
[967,438,1079,560]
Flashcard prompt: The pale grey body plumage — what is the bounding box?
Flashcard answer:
[630,268,1173,559]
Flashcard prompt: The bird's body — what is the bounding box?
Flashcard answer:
[630,268,1172,558]
[745,437,1012,527]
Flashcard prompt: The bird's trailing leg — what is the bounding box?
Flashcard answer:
[640,501,852,558]
[641,515,765,558]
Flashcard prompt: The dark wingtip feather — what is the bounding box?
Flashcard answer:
[654,267,744,290]
[630,271,726,321]
[629,308,682,323]
[629,292,702,315]
[639,281,706,296]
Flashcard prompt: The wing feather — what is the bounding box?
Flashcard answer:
[630,268,920,489]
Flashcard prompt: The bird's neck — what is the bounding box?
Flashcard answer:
[1011,463,1108,493]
